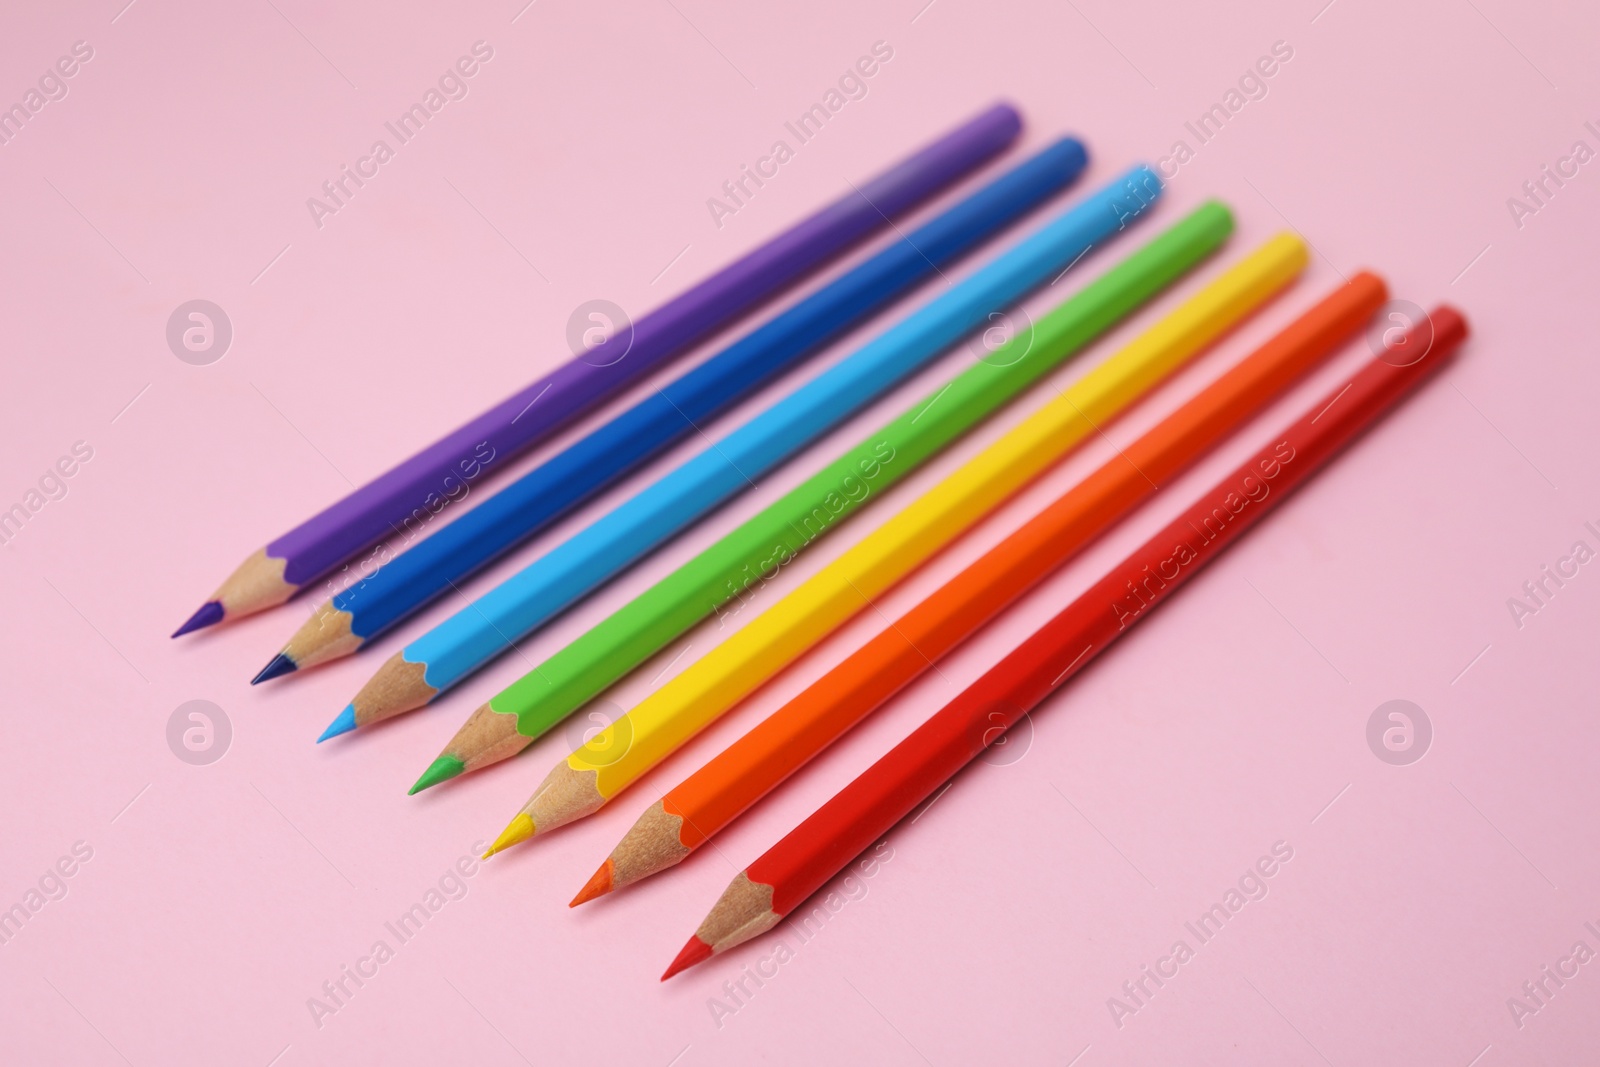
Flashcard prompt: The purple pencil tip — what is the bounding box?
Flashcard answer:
[172,601,225,638]
[251,652,298,685]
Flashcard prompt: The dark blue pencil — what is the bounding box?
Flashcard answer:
[254,136,1090,687]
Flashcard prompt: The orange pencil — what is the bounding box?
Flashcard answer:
[576,271,1388,904]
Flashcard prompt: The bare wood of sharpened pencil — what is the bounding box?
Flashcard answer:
[278,604,359,672]
[211,548,295,617]
[523,762,604,833]
[350,654,438,728]
[449,704,533,772]
[606,802,691,892]
[696,873,781,952]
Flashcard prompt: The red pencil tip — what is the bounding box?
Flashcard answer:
[661,936,713,981]
[570,859,614,907]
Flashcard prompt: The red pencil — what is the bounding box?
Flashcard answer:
[664,305,1468,979]
[580,271,1386,904]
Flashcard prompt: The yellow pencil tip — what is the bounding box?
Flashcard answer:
[483,813,535,858]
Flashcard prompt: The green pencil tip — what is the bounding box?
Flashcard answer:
[409,755,465,795]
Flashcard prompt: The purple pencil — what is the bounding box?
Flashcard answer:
[175,104,1023,637]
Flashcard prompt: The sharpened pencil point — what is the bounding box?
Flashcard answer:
[483,814,534,858]
[251,652,298,685]
[172,600,225,638]
[570,859,614,907]
[662,936,713,981]
[409,755,465,795]
[318,704,358,743]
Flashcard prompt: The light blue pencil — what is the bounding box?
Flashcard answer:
[322,162,1165,740]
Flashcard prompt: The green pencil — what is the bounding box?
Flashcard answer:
[410,199,1235,793]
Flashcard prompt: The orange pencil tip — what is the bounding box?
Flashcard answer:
[570,859,615,907]
[661,936,713,981]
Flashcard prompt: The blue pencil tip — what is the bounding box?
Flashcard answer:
[318,704,358,743]
[251,652,298,685]
[172,600,225,638]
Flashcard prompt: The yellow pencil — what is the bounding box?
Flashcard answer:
[484,231,1308,856]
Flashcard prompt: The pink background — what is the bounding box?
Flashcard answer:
[2,0,1597,1063]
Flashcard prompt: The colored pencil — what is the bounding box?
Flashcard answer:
[413,196,1220,796]
[664,306,1468,978]
[333,165,1168,746]
[578,270,1386,903]
[254,139,1090,686]
[486,231,1307,856]
[173,104,1024,636]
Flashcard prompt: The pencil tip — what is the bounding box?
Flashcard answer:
[172,601,224,638]
[250,652,298,685]
[661,936,713,981]
[483,814,535,858]
[570,859,614,907]
[409,755,465,795]
[318,704,358,743]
